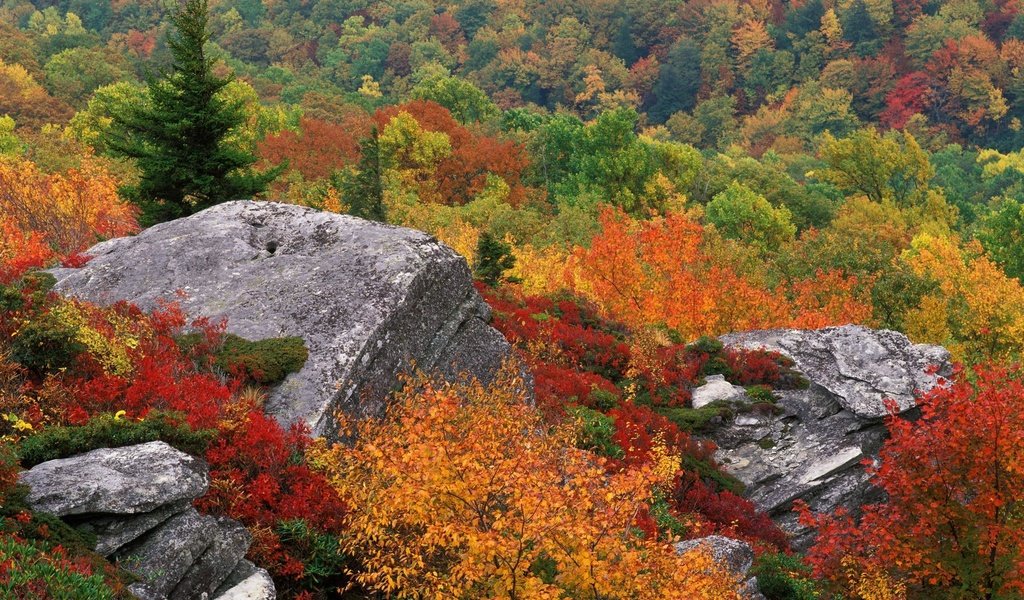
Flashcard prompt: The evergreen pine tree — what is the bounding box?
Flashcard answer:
[108,0,278,225]
[842,0,880,53]
[646,38,702,123]
[343,127,386,222]
[474,232,516,287]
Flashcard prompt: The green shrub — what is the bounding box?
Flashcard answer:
[568,405,624,459]
[17,411,215,468]
[215,334,308,385]
[657,405,731,433]
[649,489,689,539]
[0,537,119,599]
[588,387,619,411]
[746,385,777,404]
[680,454,746,495]
[752,552,821,600]
[10,315,86,376]
[275,519,351,591]
[1,485,99,553]
[686,336,724,355]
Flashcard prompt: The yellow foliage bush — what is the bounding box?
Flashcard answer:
[314,367,741,599]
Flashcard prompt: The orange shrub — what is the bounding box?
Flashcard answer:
[315,367,742,599]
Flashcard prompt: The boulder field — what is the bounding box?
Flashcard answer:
[38,201,957,587]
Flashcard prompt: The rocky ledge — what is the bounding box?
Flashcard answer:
[705,325,952,549]
[19,442,275,600]
[49,201,513,437]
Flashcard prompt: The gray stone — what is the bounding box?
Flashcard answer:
[50,201,513,437]
[79,500,191,557]
[741,577,767,600]
[19,441,208,517]
[721,325,950,419]
[212,561,276,600]
[128,582,163,600]
[170,517,252,600]
[692,374,748,408]
[707,325,952,549]
[116,508,217,598]
[212,560,258,596]
[674,535,754,576]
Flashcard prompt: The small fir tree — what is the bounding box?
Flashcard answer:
[108,0,278,225]
[342,127,386,222]
[474,232,515,287]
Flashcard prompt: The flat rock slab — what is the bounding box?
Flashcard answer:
[19,441,208,517]
[50,201,513,437]
[170,517,252,600]
[79,499,191,557]
[675,535,754,576]
[692,374,748,408]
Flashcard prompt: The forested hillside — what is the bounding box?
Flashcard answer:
[3,0,1024,598]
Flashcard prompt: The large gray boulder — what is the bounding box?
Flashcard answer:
[49,201,514,436]
[18,441,208,517]
[708,325,952,549]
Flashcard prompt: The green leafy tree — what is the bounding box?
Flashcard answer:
[978,196,1024,282]
[341,127,386,222]
[0,115,23,156]
[648,38,701,123]
[410,73,499,123]
[108,0,278,225]
[705,181,797,251]
[817,128,934,206]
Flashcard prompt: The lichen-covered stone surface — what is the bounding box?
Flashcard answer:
[710,325,952,549]
[18,441,208,517]
[20,442,275,599]
[49,200,513,437]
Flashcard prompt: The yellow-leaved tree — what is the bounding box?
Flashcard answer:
[313,367,741,599]
[902,233,1024,362]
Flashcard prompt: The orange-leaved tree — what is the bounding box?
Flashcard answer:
[570,207,871,338]
[798,364,1024,599]
[314,366,741,599]
[0,157,137,256]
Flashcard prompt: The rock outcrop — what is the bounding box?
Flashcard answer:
[709,325,952,549]
[49,201,514,437]
[19,442,275,600]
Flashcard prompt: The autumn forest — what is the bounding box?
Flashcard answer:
[2,0,1024,597]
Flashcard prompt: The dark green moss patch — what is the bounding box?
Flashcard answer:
[215,334,308,385]
[656,404,733,434]
[176,333,309,386]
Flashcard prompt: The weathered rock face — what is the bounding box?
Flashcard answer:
[19,442,208,517]
[19,442,275,600]
[709,325,952,550]
[49,201,513,437]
